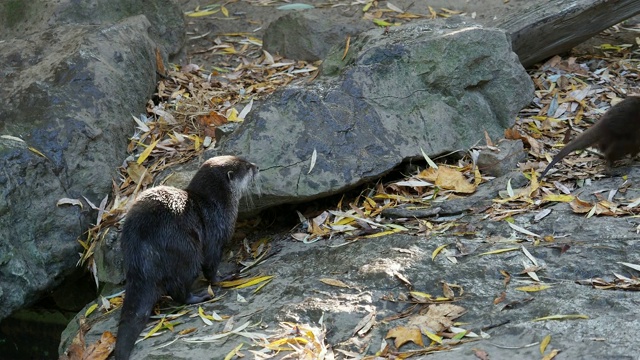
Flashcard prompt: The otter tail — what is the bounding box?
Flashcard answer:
[540,124,601,178]
[113,282,160,360]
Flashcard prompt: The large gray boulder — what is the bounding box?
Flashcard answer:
[263,9,370,62]
[211,18,533,210]
[0,0,185,320]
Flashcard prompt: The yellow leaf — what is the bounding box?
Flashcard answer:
[234,275,274,289]
[219,275,274,289]
[540,334,551,354]
[222,47,237,54]
[432,244,448,260]
[516,284,551,292]
[440,7,462,14]
[452,330,467,340]
[478,247,520,256]
[193,135,201,150]
[386,224,408,231]
[198,306,214,325]
[424,330,443,344]
[532,314,589,321]
[224,343,243,360]
[373,19,393,27]
[77,238,89,250]
[143,317,164,339]
[85,303,98,317]
[137,139,159,164]
[474,166,482,185]
[221,5,229,17]
[409,291,432,300]
[363,0,373,12]
[542,349,561,360]
[342,35,351,60]
[333,217,355,226]
[185,9,220,17]
[28,146,46,158]
[226,108,240,122]
[266,337,309,350]
[542,194,575,202]
[364,197,376,207]
[178,328,197,335]
[364,228,402,238]
[253,278,272,293]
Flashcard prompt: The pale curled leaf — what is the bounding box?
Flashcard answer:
[131,114,150,132]
[508,222,541,238]
[353,310,376,336]
[420,147,438,169]
[618,262,640,272]
[57,198,84,209]
[532,314,588,321]
[507,178,514,198]
[238,99,253,120]
[386,2,404,12]
[0,134,25,143]
[308,148,317,174]
[521,246,539,266]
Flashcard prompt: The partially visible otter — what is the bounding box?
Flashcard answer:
[114,156,258,360]
[540,96,640,178]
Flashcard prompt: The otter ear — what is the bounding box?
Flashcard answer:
[227,170,234,181]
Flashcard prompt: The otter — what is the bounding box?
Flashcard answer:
[540,96,640,178]
[113,155,258,360]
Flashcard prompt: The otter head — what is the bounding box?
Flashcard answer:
[189,156,258,200]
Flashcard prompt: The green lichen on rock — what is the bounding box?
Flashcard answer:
[2,0,27,28]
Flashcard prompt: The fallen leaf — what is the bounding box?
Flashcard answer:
[385,326,424,348]
[319,278,350,288]
[540,334,551,354]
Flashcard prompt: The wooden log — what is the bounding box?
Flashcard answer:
[497,0,640,68]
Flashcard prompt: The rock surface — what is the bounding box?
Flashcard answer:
[60,169,640,359]
[212,18,533,210]
[53,1,640,359]
[260,1,640,72]
[0,0,184,320]
[263,9,370,62]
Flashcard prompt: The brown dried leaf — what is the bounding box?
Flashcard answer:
[385,326,424,348]
[83,331,116,360]
[198,111,228,127]
[155,48,165,76]
[493,291,506,305]
[319,278,350,288]
[472,348,490,360]
[126,163,153,187]
[420,166,476,194]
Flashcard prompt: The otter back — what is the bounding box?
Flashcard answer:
[114,155,257,360]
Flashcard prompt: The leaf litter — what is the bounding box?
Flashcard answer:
[68,2,640,358]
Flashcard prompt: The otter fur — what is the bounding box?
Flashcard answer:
[113,155,258,360]
[540,96,640,178]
